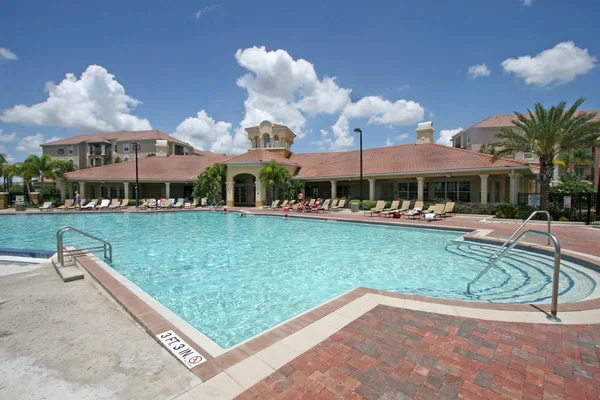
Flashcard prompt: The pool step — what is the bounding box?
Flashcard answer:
[50,254,84,283]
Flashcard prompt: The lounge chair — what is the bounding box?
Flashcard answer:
[422,205,435,215]
[404,201,425,219]
[108,199,121,210]
[98,199,111,210]
[444,202,456,217]
[137,199,148,208]
[330,199,346,211]
[39,202,53,212]
[146,198,157,209]
[57,199,74,211]
[364,200,386,216]
[329,199,339,209]
[315,199,331,213]
[159,199,171,208]
[399,200,411,212]
[278,199,289,208]
[264,200,279,209]
[201,198,207,207]
[187,199,198,208]
[118,199,129,209]
[82,199,97,210]
[424,203,446,221]
[174,198,185,208]
[383,200,400,212]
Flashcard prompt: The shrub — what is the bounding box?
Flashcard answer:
[495,203,517,219]
[41,186,61,199]
[8,184,25,194]
[128,199,137,206]
[359,200,377,210]
[455,203,473,214]
[559,216,569,221]
[495,210,505,218]
[473,203,496,215]
[516,205,536,220]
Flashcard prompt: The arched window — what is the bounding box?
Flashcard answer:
[264,134,271,148]
[274,135,280,147]
[255,137,260,148]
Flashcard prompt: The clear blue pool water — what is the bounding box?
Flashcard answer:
[0,212,596,348]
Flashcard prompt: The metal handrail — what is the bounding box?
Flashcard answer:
[491,210,551,260]
[466,230,562,321]
[56,226,112,267]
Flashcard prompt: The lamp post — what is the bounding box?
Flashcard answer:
[353,128,363,202]
[134,142,140,209]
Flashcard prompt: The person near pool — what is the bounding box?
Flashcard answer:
[74,192,81,208]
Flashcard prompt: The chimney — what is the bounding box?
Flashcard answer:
[416,121,435,144]
[155,139,169,156]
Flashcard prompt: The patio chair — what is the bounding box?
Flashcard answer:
[118,199,129,209]
[278,199,289,208]
[315,199,331,213]
[383,200,400,212]
[57,199,74,211]
[404,201,425,219]
[399,200,411,212]
[364,200,386,216]
[39,202,53,212]
[189,198,198,208]
[159,199,171,208]
[424,203,447,221]
[173,198,185,208]
[107,199,121,210]
[137,199,148,208]
[201,197,207,207]
[146,198,157,209]
[264,200,279,209]
[82,199,97,210]
[330,199,346,211]
[444,202,456,217]
[98,199,111,210]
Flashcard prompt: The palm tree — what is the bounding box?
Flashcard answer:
[285,179,305,200]
[0,153,7,165]
[22,154,55,191]
[50,159,77,181]
[259,160,291,203]
[193,163,227,203]
[555,148,594,176]
[491,98,600,211]
[1,163,17,192]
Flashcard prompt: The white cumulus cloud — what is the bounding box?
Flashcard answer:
[501,41,596,87]
[0,48,18,61]
[1,65,152,132]
[173,110,247,155]
[436,128,463,147]
[468,64,491,79]
[16,133,60,154]
[195,5,220,18]
[0,130,16,143]
[385,138,394,147]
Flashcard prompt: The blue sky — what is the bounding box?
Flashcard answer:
[1,0,599,162]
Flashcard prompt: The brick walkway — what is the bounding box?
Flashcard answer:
[235,305,600,400]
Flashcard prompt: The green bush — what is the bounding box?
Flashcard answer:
[559,216,569,221]
[516,205,536,220]
[128,199,137,206]
[8,184,24,194]
[455,203,473,214]
[359,200,377,210]
[495,210,505,218]
[495,203,517,219]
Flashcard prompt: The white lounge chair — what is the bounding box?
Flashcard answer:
[98,199,111,210]
[82,199,97,210]
[39,202,53,212]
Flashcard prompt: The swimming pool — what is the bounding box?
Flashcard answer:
[1,212,598,348]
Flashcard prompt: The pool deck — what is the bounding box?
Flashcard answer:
[3,207,600,399]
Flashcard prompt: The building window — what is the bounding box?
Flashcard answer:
[274,135,280,147]
[123,142,130,153]
[434,181,471,202]
[109,187,118,198]
[68,145,73,155]
[255,137,260,148]
[100,186,108,199]
[336,185,350,198]
[398,182,418,199]
[264,134,271,148]
[114,144,118,153]
[57,146,64,155]
[184,147,189,155]
[467,138,471,151]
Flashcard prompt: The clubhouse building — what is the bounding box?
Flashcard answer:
[51,120,538,207]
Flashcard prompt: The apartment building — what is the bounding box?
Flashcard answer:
[451,111,600,189]
[41,130,194,169]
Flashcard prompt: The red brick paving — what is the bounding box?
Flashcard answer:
[236,305,600,400]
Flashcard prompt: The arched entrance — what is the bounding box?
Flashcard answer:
[233,174,256,206]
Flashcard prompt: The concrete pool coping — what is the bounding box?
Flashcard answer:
[63,216,600,387]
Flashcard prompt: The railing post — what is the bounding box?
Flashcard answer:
[548,244,562,322]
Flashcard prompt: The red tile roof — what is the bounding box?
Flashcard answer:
[43,130,190,147]
[294,143,528,179]
[468,110,600,129]
[64,154,229,181]
[223,149,299,166]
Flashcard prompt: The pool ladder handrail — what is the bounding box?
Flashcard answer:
[466,230,562,321]
[56,226,112,267]
[491,210,551,260]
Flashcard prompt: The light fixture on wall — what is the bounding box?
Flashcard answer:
[445,174,452,178]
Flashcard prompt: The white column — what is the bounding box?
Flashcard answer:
[330,180,337,199]
[58,179,66,202]
[123,182,130,199]
[79,182,86,198]
[480,174,489,205]
[499,176,506,203]
[226,182,234,207]
[509,173,521,205]
[165,182,171,199]
[255,181,263,207]
[490,178,497,203]
[368,179,376,201]
[101,144,106,156]
[416,177,424,201]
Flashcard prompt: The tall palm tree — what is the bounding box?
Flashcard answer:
[491,98,600,211]
[259,160,291,203]
[193,163,227,203]
[1,163,17,192]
